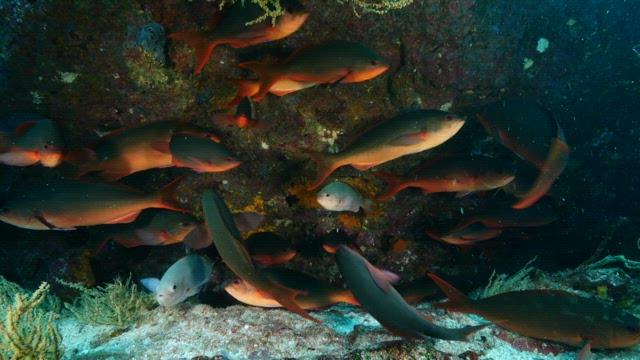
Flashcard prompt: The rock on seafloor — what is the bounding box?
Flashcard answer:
[58,302,640,359]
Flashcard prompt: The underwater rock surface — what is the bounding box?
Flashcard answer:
[59,301,640,359]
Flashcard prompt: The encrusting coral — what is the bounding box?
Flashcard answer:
[219,0,414,24]
[58,277,155,330]
[0,282,62,360]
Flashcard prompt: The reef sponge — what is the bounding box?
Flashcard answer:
[59,277,155,330]
[0,282,62,360]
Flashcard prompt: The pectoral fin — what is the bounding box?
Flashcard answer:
[106,211,140,225]
[389,132,428,146]
[269,282,320,323]
[576,339,592,360]
[35,214,56,229]
[141,278,160,293]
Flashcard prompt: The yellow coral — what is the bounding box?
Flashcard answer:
[219,0,284,25]
[338,0,414,16]
[59,277,154,329]
[0,282,62,360]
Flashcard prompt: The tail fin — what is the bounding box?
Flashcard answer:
[304,151,340,190]
[513,137,569,210]
[269,281,320,323]
[156,176,189,212]
[427,273,474,313]
[443,323,489,341]
[226,80,260,108]
[238,61,282,101]
[169,30,216,75]
[373,171,406,201]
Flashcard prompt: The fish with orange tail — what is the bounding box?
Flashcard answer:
[427,203,558,246]
[202,190,319,322]
[169,0,309,75]
[477,100,570,209]
[66,121,219,181]
[306,110,465,190]
[0,177,185,230]
[375,155,515,201]
[428,273,640,360]
[226,78,315,108]
[0,117,63,168]
[237,40,389,101]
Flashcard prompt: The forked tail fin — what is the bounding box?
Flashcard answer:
[156,176,189,212]
[373,171,406,201]
[169,30,216,75]
[440,323,488,342]
[513,137,569,210]
[426,273,474,313]
[304,151,340,191]
[238,61,282,101]
[269,281,320,323]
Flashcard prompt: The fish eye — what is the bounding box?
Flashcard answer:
[371,60,379,66]
[225,157,235,161]
[172,285,177,290]
[446,115,454,120]
[43,144,50,149]
[179,222,189,227]
[325,193,330,197]
[232,279,240,285]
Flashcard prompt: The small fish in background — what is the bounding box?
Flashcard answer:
[316,181,371,212]
[141,255,213,307]
[244,232,296,266]
[0,177,185,230]
[66,121,219,181]
[333,244,486,340]
[103,210,200,248]
[427,203,558,246]
[214,97,260,129]
[165,134,241,173]
[427,223,504,246]
[306,110,465,190]
[202,190,318,322]
[226,78,315,108]
[0,118,63,167]
[477,100,570,209]
[238,40,390,101]
[374,155,516,201]
[169,0,309,75]
[226,269,442,309]
[428,274,640,359]
[225,267,358,309]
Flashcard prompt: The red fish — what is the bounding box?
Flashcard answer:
[429,274,640,359]
[170,0,309,75]
[238,40,389,101]
[477,100,569,209]
[375,155,515,201]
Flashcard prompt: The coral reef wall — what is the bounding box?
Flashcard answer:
[0,0,638,298]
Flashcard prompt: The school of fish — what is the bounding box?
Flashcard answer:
[3,2,633,360]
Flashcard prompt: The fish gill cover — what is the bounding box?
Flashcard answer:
[0,0,639,359]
